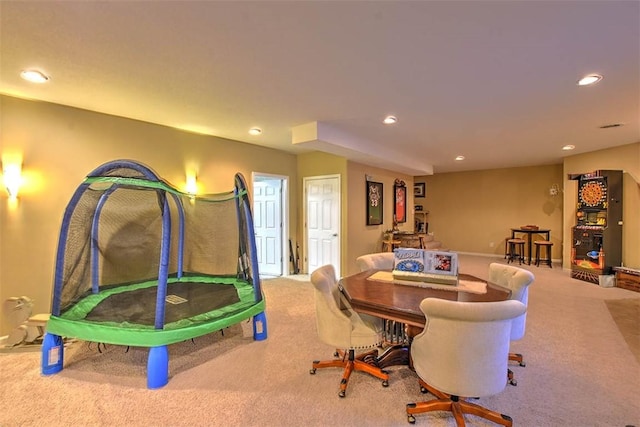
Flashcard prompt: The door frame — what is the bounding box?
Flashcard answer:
[252,172,289,276]
[303,174,341,277]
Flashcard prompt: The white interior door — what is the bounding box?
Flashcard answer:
[305,175,341,277]
[253,176,285,276]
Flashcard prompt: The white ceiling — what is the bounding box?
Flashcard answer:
[1,1,638,175]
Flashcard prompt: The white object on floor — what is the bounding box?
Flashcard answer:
[2,296,50,348]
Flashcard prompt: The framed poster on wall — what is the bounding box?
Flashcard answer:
[394,181,407,223]
[366,181,383,225]
[414,182,425,198]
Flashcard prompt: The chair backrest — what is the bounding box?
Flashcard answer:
[356,252,395,272]
[310,265,352,349]
[411,298,526,398]
[488,263,535,340]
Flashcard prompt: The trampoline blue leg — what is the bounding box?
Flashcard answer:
[147,345,169,389]
[253,311,268,341]
[41,333,64,375]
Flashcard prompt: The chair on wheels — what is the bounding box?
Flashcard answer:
[356,253,407,345]
[309,264,389,397]
[356,252,395,271]
[488,263,535,386]
[406,298,526,426]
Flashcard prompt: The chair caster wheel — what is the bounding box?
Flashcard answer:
[420,386,428,394]
[333,351,339,358]
[338,390,346,398]
[309,368,316,375]
[520,361,526,367]
[382,380,389,387]
[509,379,517,386]
[407,414,416,424]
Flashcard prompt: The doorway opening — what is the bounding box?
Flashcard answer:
[252,173,289,277]
[304,175,341,277]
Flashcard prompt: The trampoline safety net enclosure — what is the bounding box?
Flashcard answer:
[42,159,267,388]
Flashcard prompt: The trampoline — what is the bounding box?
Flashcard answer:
[42,160,267,388]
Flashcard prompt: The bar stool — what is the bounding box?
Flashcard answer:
[534,240,553,268]
[503,237,511,259]
[506,238,525,264]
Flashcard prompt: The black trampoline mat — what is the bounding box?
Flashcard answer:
[85,281,241,326]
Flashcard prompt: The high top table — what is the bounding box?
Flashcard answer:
[339,270,511,367]
[511,228,551,265]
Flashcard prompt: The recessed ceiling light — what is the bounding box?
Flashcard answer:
[562,145,575,151]
[20,69,50,83]
[577,74,603,86]
[248,127,262,135]
[455,155,465,161]
[383,115,398,125]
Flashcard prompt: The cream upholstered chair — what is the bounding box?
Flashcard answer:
[356,253,407,345]
[406,298,526,426]
[356,252,395,272]
[309,264,389,397]
[488,262,535,386]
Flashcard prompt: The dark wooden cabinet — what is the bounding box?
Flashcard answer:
[614,268,640,292]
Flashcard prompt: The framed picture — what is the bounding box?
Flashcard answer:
[366,181,383,225]
[414,182,426,198]
[394,183,407,223]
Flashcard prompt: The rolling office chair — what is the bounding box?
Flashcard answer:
[309,264,389,397]
[355,252,395,272]
[356,253,407,345]
[406,298,526,426]
[488,262,535,386]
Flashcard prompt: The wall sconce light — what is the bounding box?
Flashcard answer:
[549,183,561,197]
[2,154,23,200]
[185,170,198,197]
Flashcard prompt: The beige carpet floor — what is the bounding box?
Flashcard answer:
[605,298,640,364]
[0,255,639,426]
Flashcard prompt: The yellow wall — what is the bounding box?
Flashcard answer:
[563,142,640,268]
[0,95,297,334]
[414,143,639,271]
[296,151,348,273]
[295,153,414,276]
[418,164,564,259]
[345,162,414,275]
[2,94,637,336]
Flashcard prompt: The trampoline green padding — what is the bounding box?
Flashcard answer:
[46,275,265,347]
[42,160,267,389]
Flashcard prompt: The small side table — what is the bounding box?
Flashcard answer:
[382,239,401,252]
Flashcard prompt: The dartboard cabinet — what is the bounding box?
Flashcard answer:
[569,170,623,283]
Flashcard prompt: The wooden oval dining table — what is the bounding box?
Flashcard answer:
[338,270,512,368]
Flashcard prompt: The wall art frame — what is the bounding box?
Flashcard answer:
[394,180,407,223]
[366,181,384,225]
[414,182,426,198]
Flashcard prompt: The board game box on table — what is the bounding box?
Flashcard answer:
[392,249,459,286]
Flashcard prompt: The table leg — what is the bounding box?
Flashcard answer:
[374,324,422,369]
[376,345,410,368]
